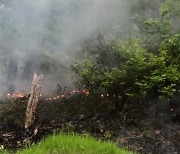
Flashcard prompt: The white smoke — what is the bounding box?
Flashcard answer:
[0,0,132,95]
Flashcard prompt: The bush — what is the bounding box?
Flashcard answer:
[72,35,180,110]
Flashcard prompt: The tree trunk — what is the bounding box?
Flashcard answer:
[25,73,43,129]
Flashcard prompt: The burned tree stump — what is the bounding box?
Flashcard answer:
[25,73,44,129]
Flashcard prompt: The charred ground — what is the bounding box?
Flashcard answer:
[0,94,179,154]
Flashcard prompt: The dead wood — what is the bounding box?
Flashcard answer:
[25,73,43,129]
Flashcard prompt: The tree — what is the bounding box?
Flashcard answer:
[132,0,180,53]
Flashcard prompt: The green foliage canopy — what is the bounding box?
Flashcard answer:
[72,33,180,108]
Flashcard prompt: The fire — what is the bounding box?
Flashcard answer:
[6,89,109,102]
[83,89,89,96]
[43,89,89,101]
[7,93,25,98]
[61,94,65,97]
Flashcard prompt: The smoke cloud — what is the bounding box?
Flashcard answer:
[0,0,132,96]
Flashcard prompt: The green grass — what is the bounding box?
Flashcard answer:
[16,132,132,154]
[0,149,9,154]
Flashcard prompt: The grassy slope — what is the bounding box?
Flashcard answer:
[16,132,132,154]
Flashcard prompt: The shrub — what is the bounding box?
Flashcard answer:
[72,35,180,110]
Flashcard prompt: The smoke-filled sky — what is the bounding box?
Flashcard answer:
[0,0,132,95]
